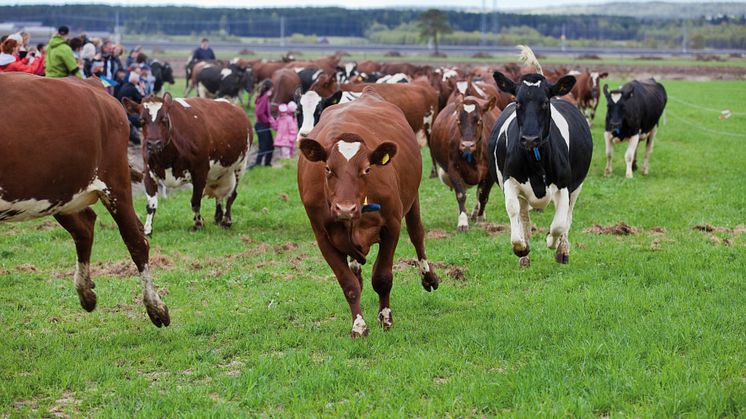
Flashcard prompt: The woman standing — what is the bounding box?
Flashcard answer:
[254,80,276,167]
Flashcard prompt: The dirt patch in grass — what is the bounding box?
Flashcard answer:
[274,242,298,254]
[49,390,81,418]
[16,263,38,273]
[482,223,545,235]
[693,224,746,234]
[708,235,735,246]
[35,220,58,231]
[426,229,450,240]
[446,266,467,281]
[583,222,638,235]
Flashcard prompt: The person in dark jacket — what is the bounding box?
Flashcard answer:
[191,38,216,61]
[116,72,145,145]
[253,80,276,167]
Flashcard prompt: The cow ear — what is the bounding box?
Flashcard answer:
[323,90,343,107]
[599,72,609,79]
[482,96,497,114]
[550,75,576,97]
[162,92,173,108]
[299,138,327,162]
[602,84,610,99]
[369,142,397,166]
[492,71,516,95]
[121,97,141,113]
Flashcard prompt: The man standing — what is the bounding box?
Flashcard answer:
[191,38,216,61]
[45,26,81,78]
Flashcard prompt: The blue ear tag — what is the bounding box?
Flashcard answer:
[362,197,381,213]
[533,147,541,161]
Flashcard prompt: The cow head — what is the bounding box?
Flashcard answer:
[456,96,496,162]
[123,93,174,155]
[493,71,575,150]
[590,71,608,101]
[297,90,342,138]
[335,63,357,84]
[309,73,338,97]
[603,84,633,136]
[300,134,396,221]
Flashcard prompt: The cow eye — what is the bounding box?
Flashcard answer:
[325,166,332,176]
[362,167,371,176]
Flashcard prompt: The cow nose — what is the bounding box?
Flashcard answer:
[146,140,162,153]
[334,203,358,219]
[520,135,540,148]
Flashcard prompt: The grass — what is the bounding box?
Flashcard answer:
[1,79,745,416]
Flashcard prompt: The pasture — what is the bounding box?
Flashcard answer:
[1,79,744,416]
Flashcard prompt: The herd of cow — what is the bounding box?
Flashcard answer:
[0,46,668,337]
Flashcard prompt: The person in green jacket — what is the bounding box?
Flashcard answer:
[45,26,82,78]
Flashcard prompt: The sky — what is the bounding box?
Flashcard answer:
[8,0,743,11]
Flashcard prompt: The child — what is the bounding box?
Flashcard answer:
[274,101,299,159]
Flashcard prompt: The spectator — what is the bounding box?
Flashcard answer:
[116,72,145,145]
[253,79,276,167]
[191,37,216,61]
[101,40,121,80]
[45,26,81,78]
[140,63,155,96]
[273,101,299,160]
[112,68,127,98]
[81,42,96,77]
[0,38,43,73]
[125,45,142,67]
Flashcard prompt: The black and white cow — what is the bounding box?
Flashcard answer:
[488,72,593,267]
[150,61,175,95]
[196,63,252,103]
[335,62,358,84]
[602,80,667,178]
[296,90,343,138]
[295,66,325,93]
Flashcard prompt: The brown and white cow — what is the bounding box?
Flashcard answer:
[123,93,251,235]
[569,70,608,125]
[0,73,170,327]
[431,95,500,231]
[297,89,441,338]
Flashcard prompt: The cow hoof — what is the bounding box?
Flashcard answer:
[220,219,232,229]
[512,243,529,257]
[604,169,612,177]
[190,224,203,231]
[378,308,393,331]
[519,256,530,268]
[555,252,569,264]
[625,173,634,179]
[458,224,468,233]
[351,314,368,338]
[546,233,558,249]
[642,168,649,176]
[145,302,171,328]
[421,272,440,292]
[351,327,369,338]
[555,239,570,264]
[77,288,97,312]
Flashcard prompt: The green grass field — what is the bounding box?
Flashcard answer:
[1,79,745,416]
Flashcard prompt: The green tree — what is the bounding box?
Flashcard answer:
[417,9,452,55]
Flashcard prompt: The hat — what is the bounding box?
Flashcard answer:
[278,103,288,113]
[139,63,151,71]
[286,101,297,113]
[58,26,69,35]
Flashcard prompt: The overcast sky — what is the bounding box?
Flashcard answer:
[8,0,743,11]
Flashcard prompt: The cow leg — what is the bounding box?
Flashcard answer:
[547,187,571,264]
[190,176,206,230]
[624,134,640,179]
[214,198,224,225]
[447,167,469,232]
[642,126,656,176]
[372,224,400,330]
[143,173,158,237]
[349,258,363,290]
[404,197,440,292]
[504,180,530,266]
[603,131,614,177]
[471,176,494,222]
[103,187,170,327]
[54,208,97,312]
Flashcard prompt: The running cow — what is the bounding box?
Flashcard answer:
[0,73,170,327]
[489,67,593,267]
[298,89,440,338]
[123,93,252,235]
[603,79,667,178]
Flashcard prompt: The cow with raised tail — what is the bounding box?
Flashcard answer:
[489,70,593,267]
[298,89,440,338]
[603,80,667,178]
[0,73,170,327]
[123,93,252,235]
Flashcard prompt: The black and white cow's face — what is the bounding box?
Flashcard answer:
[161,63,175,84]
[603,84,633,135]
[335,63,357,84]
[493,72,575,150]
[297,90,342,138]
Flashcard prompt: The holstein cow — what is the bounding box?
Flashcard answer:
[431,95,499,231]
[489,70,593,267]
[569,70,608,125]
[150,60,175,95]
[123,93,251,235]
[603,80,667,178]
[298,89,441,337]
[0,73,170,327]
[196,63,252,104]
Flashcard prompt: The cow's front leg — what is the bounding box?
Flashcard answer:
[641,126,657,176]
[372,223,400,331]
[471,176,494,222]
[547,187,571,264]
[624,134,640,179]
[214,198,224,225]
[603,131,614,177]
[190,175,206,230]
[504,180,529,266]
[448,166,469,232]
[143,173,158,236]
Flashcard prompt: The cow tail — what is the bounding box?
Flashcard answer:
[129,164,144,183]
[517,45,543,75]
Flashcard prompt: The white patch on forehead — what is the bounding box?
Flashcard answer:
[220,68,232,79]
[568,70,581,76]
[344,62,355,75]
[463,104,476,113]
[174,98,191,108]
[591,72,599,87]
[337,141,361,161]
[523,80,542,87]
[611,93,622,103]
[550,104,570,149]
[456,81,468,94]
[442,69,458,82]
[143,102,163,122]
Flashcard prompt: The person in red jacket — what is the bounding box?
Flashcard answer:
[0,39,43,74]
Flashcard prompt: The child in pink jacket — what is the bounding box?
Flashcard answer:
[274,102,298,159]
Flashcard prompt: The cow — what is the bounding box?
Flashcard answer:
[569,70,608,125]
[252,59,288,85]
[0,73,170,327]
[335,62,358,83]
[150,60,175,95]
[122,93,252,236]
[430,95,499,231]
[449,78,513,111]
[271,68,303,107]
[184,59,225,97]
[297,89,440,338]
[356,60,381,75]
[195,63,252,104]
[602,80,667,178]
[488,69,593,267]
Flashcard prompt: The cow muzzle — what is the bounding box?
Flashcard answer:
[332,202,359,221]
[459,141,477,163]
[146,140,164,154]
[520,135,541,150]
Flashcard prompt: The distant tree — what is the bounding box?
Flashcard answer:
[417,9,452,55]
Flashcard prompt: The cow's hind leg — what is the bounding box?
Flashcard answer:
[372,224,400,330]
[214,198,224,225]
[54,208,98,312]
[471,176,494,222]
[190,176,206,230]
[642,126,656,176]
[404,197,440,291]
[221,173,241,228]
[603,131,614,177]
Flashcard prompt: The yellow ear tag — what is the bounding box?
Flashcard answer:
[364,197,368,205]
[381,153,390,165]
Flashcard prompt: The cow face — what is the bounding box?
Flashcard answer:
[335,63,357,84]
[589,72,608,102]
[309,73,338,98]
[603,84,633,136]
[297,90,342,138]
[160,63,175,84]
[300,134,397,221]
[125,93,174,155]
[456,97,495,161]
[493,71,575,150]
